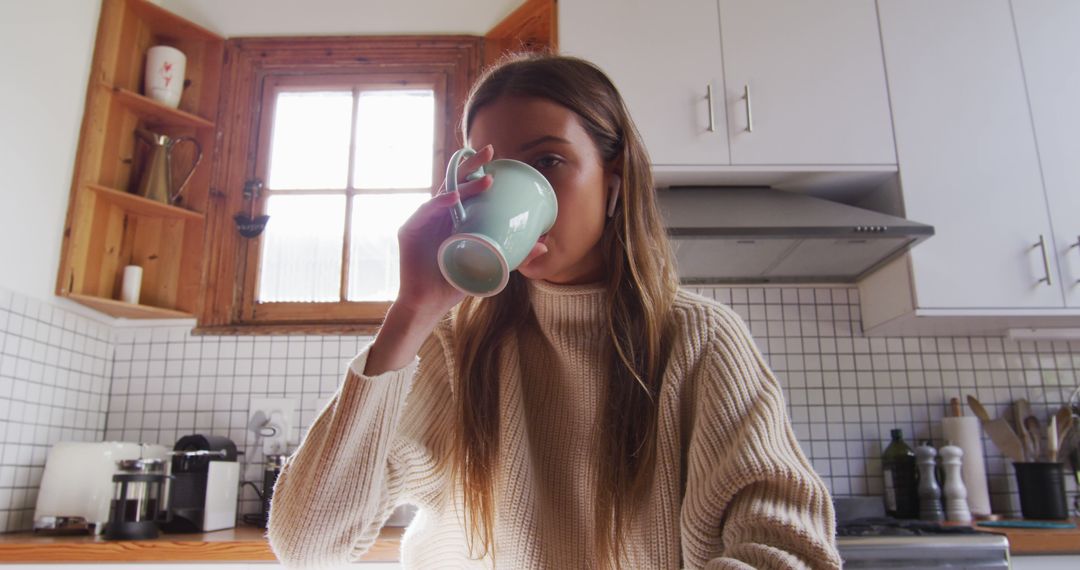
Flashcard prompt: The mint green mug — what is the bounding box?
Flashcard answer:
[437,147,558,297]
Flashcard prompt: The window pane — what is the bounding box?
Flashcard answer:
[353,90,435,190]
[268,91,353,190]
[258,195,345,303]
[347,193,428,301]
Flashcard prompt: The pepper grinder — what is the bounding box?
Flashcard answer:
[916,442,944,522]
[940,443,972,523]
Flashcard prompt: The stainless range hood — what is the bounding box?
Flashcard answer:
[657,187,934,283]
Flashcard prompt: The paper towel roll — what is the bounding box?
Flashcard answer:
[942,416,992,517]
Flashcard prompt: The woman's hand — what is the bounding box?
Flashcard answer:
[365,146,493,375]
[365,145,549,375]
[394,144,496,320]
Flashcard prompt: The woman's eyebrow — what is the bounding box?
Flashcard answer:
[519,135,571,152]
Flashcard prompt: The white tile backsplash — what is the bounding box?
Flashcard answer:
[0,288,112,533]
[1,283,1078,533]
[103,326,370,521]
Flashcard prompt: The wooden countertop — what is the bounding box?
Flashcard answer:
[0,525,403,563]
[1,519,1077,562]
[970,518,1080,556]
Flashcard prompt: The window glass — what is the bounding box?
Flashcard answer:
[256,88,436,306]
[347,193,429,301]
[268,91,353,190]
[353,90,436,190]
[257,195,346,302]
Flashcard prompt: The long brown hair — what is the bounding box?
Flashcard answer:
[452,53,679,568]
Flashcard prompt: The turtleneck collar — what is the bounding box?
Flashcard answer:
[527,279,606,331]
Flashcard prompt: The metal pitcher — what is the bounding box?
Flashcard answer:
[134,128,203,205]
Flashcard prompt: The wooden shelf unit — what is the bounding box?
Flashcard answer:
[57,0,224,319]
[87,183,205,222]
[111,86,216,129]
[67,293,196,319]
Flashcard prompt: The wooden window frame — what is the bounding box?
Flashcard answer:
[198,36,482,335]
[244,73,446,322]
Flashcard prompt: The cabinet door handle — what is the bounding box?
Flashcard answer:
[743,84,753,132]
[706,84,716,132]
[1034,234,1053,286]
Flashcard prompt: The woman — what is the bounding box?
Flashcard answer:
[268,54,841,569]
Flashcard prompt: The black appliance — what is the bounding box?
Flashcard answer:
[161,434,240,533]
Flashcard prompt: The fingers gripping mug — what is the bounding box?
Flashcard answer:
[437,148,558,297]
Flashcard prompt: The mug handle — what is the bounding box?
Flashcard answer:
[443,147,482,226]
[168,137,203,204]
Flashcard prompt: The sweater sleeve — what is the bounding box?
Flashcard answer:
[267,335,455,569]
[681,307,842,570]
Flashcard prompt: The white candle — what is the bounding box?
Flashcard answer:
[121,265,143,304]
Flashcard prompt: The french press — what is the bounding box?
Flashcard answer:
[241,454,285,529]
[103,458,172,540]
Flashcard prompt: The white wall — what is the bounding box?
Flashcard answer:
[0,1,100,302]
[162,0,523,37]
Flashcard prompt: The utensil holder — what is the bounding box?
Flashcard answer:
[1013,462,1069,520]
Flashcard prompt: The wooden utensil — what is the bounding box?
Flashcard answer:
[1014,399,1033,461]
[967,395,1026,463]
[1024,416,1042,461]
[1047,415,1059,462]
[1055,406,1073,451]
[967,395,992,422]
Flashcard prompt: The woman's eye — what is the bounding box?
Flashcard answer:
[534,155,563,170]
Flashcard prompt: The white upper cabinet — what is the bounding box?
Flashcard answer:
[559,0,896,170]
[559,0,729,166]
[718,0,896,165]
[876,0,1063,309]
[1012,0,1080,307]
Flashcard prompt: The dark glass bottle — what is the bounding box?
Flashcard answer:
[882,429,920,519]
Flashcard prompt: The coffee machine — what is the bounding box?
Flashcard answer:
[161,435,239,533]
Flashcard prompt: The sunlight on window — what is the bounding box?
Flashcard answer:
[354,90,435,190]
[268,91,353,190]
[258,195,346,303]
[258,87,437,306]
[348,193,428,301]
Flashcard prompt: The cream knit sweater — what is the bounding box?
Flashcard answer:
[268,281,841,569]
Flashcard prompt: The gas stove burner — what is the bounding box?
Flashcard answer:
[833,501,1010,568]
[836,516,984,537]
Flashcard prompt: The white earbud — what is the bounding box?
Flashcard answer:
[606,174,622,218]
